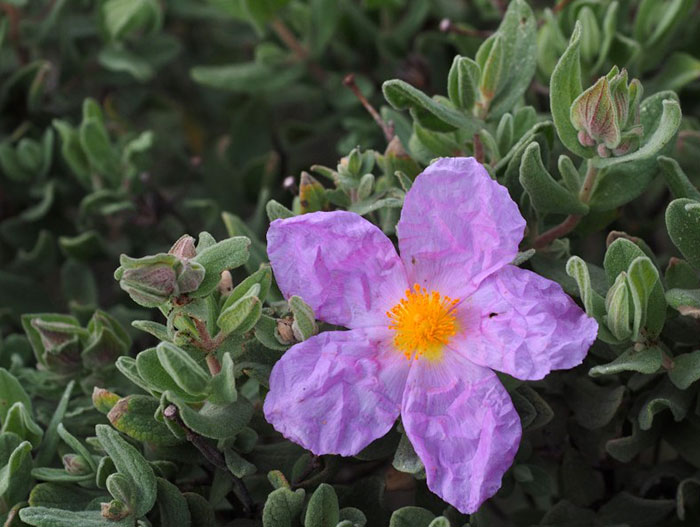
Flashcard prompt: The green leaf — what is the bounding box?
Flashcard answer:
[447,55,480,111]
[262,487,306,527]
[20,507,134,526]
[666,288,700,317]
[108,395,181,446]
[79,118,121,186]
[57,424,97,473]
[480,0,537,119]
[309,0,339,55]
[606,419,660,463]
[155,478,191,527]
[289,295,317,341]
[156,342,209,396]
[102,0,161,40]
[134,348,203,402]
[1,402,43,447]
[184,492,217,527]
[95,424,157,517]
[217,284,262,335]
[589,347,662,376]
[36,380,74,466]
[519,142,588,215]
[163,392,253,440]
[389,507,435,527]
[52,119,91,188]
[191,62,303,94]
[626,256,664,339]
[638,378,693,430]
[223,447,256,478]
[0,368,32,422]
[668,350,700,389]
[650,52,700,92]
[208,352,237,405]
[392,433,424,476]
[0,440,33,506]
[305,484,339,527]
[659,155,700,200]
[338,508,367,527]
[666,198,700,269]
[569,377,625,430]
[604,240,666,338]
[266,199,295,221]
[382,79,478,133]
[191,237,251,297]
[565,256,608,336]
[550,22,591,158]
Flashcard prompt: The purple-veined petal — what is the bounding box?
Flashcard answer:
[401,354,521,513]
[264,327,410,456]
[267,211,408,328]
[396,157,525,299]
[452,265,598,380]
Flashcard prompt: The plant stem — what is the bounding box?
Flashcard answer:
[192,318,223,375]
[270,18,326,84]
[163,405,253,514]
[578,161,598,203]
[532,214,582,250]
[532,161,599,249]
[343,73,394,142]
[473,133,485,163]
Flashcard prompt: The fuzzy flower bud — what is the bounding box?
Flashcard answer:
[570,67,643,158]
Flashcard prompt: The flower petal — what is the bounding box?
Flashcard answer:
[397,157,525,299]
[264,328,409,456]
[453,265,598,380]
[401,354,521,513]
[267,211,408,328]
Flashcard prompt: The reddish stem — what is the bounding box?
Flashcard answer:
[343,73,394,142]
[270,18,326,83]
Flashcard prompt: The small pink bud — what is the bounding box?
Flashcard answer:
[169,235,197,259]
[570,76,621,150]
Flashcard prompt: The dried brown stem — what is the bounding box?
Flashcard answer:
[343,73,394,142]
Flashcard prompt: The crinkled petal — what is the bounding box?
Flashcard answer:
[452,265,598,380]
[397,157,525,299]
[264,328,409,456]
[267,211,408,328]
[401,354,521,513]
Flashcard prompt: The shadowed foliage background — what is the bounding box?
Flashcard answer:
[1,0,700,526]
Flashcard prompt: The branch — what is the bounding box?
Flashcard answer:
[163,405,253,514]
[343,73,394,142]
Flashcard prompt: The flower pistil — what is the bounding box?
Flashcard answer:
[387,284,459,361]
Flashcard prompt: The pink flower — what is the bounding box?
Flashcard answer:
[264,157,598,513]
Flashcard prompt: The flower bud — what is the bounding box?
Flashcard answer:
[119,263,178,307]
[63,454,91,475]
[169,234,197,259]
[571,76,620,150]
[570,68,644,158]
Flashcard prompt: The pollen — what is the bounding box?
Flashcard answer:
[387,284,460,361]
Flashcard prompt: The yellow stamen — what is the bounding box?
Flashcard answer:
[386,284,459,362]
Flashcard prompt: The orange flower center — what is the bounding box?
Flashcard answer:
[387,284,459,361]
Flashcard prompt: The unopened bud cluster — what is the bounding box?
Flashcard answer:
[570,67,643,158]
